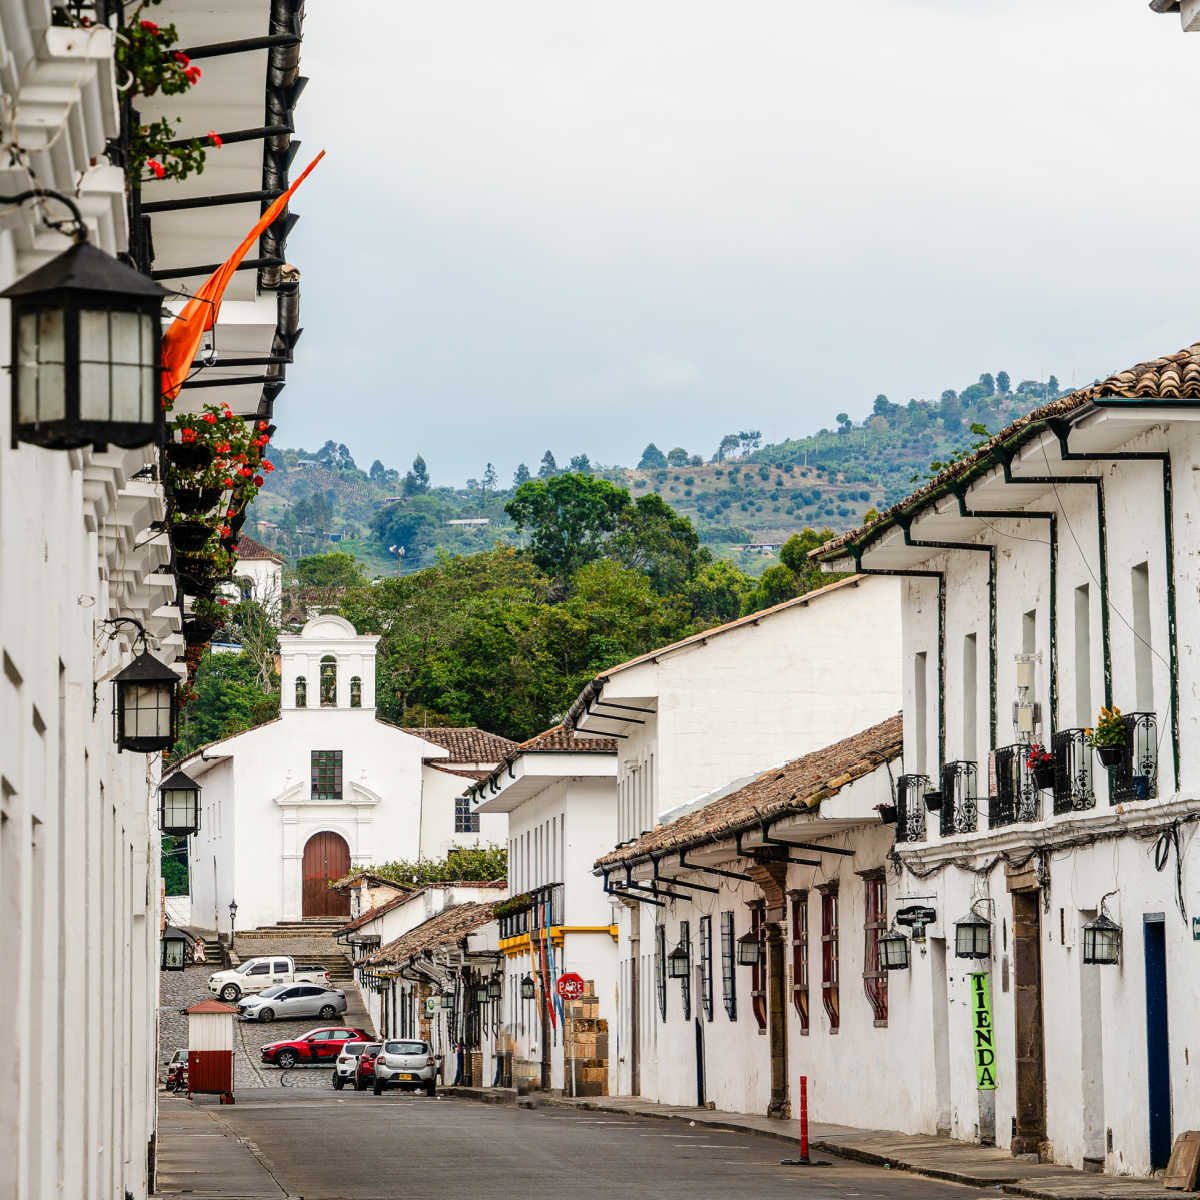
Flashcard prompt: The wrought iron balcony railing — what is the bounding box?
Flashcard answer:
[896,773,930,843]
[1052,728,1095,814]
[1111,712,1158,804]
[988,744,1040,829]
[940,760,979,835]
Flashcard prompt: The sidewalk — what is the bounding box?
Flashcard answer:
[443,1086,1170,1199]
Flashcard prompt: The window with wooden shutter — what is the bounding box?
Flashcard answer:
[790,890,810,1034]
[654,924,666,1022]
[699,915,714,1022]
[863,872,888,1025]
[819,885,840,1032]
[720,911,737,1021]
[750,901,767,1032]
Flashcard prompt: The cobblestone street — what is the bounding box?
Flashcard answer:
[158,963,374,1092]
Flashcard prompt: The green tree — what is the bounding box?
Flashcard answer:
[403,454,430,496]
[996,370,1010,394]
[568,454,592,474]
[666,447,689,467]
[482,462,498,497]
[1048,375,1060,396]
[369,459,387,482]
[538,450,558,478]
[513,462,531,487]
[174,652,280,756]
[609,492,700,595]
[370,494,443,558]
[979,373,995,396]
[638,442,668,469]
[295,550,367,588]
[685,557,753,623]
[371,845,508,885]
[506,473,631,581]
[715,433,740,462]
[742,528,846,614]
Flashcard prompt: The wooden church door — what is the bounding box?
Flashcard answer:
[302,831,351,917]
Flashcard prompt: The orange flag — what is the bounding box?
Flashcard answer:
[160,149,325,403]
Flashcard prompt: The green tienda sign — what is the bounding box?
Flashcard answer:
[971,972,997,1090]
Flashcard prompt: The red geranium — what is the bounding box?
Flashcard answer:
[263,461,275,473]
[209,131,223,148]
[223,477,234,487]
[147,160,166,179]
[203,413,217,424]
[257,420,268,431]
[140,20,159,32]
[253,475,264,487]
[181,427,197,442]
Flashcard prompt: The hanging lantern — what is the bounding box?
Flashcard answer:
[667,940,690,979]
[878,926,911,970]
[736,928,761,966]
[440,990,455,1009]
[161,926,189,971]
[159,769,201,836]
[1082,911,1121,965]
[520,973,536,1000]
[487,976,502,1001]
[113,649,178,753]
[5,240,166,450]
[954,906,992,960]
[473,984,489,1004]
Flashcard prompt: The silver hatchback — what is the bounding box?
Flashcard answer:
[372,1039,437,1095]
[237,983,347,1023]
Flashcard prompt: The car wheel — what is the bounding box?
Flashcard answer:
[274,1049,297,1069]
[354,1075,367,1091]
[332,1074,344,1090]
[373,1078,383,1095]
[318,1004,336,1019]
[258,1008,275,1023]
[425,1082,436,1097]
[219,984,240,1002]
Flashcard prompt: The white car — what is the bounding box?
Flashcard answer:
[330,1040,370,1090]
[208,956,331,1002]
[237,984,348,1023]
[373,1039,438,1096]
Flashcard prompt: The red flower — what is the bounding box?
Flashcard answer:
[218,598,229,606]
[140,20,159,32]
[222,408,233,419]
[174,52,190,66]
[227,508,237,518]
[222,477,234,488]
[209,131,223,148]
[258,420,268,431]
[203,412,217,424]
[216,441,230,453]
[180,427,196,442]
[240,467,253,477]
[147,160,166,179]
[185,66,201,84]
[220,525,232,537]
[263,461,275,473]
[253,475,264,487]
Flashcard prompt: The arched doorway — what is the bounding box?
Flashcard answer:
[301,831,351,917]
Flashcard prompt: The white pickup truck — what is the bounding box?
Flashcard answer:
[208,956,332,1002]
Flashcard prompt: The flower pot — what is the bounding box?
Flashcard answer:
[182,618,218,646]
[1032,765,1056,790]
[165,442,212,471]
[923,790,944,812]
[1097,745,1124,769]
[173,487,221,515]
[876,805,897,825]
[171,521,216,553]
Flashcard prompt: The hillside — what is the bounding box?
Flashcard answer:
[245,372,1061,575]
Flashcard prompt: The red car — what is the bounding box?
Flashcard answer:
[355,1043,383,1090]
[261,1026,370,1070]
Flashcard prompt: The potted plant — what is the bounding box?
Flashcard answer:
[182,594,230,646]
[1087,707,1127,769]
[169,516,216,553]
[875,802,897,825]
[1026,744,1055,790]
[172,484,222,515]
[923,789,944,812]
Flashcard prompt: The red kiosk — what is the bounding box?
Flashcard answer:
[185,998,237,1103]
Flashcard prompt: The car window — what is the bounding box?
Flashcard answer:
[343,1042,366,1055]
[363,1043,381,1053]
[272,960,290,973]
[384,1041,428,1055]
[247,963,270,975]
[328,1029,352,1039]
[259,985,288,998]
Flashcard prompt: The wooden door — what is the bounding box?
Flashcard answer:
[302,832,350,917]
[1011,889,1046,1156]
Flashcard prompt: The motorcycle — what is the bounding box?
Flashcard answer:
[165,1061,188,1093]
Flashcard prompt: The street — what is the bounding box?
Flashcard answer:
[156,1090,1000,1200]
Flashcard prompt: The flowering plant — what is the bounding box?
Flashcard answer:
[167,404,272,505]
[1025,744,1053,771]
[188,594,230,625]
[1086,707,1127,749]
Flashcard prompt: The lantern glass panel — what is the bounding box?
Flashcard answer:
[162,938,186,970]
[954,916,991,959]
[441,992,454,1009]
[487,979,502,1000]
[474,985,488,1003]
[736,931,760,966]
[16,309,66,425]
[521,975,535,999]
[122,681,172,741]
[1082,917,1121,964]
[879,931,910,970]
[667,944,689,979]
[161,785,198,835]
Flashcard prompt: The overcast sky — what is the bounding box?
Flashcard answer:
[280,0,1200,485]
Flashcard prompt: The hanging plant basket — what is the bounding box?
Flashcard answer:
[171,521,216,553]
[1032,765,1056,790]
[229,510,246,535]
[923,790,944,812]
[1097,745,1123,769]
[182,618,218,646]
[172,486,222,515]
[165,442,212,471]
[876,804,898,825]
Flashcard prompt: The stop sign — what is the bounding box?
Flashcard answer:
[556,972,586,1000]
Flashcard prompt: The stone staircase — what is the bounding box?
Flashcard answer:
[231,917,356,988]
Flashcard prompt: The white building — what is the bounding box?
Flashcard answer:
[815,346,1200,1177]
[180,614,511,934]
[231,533,283,617]
[470,726,619,1094]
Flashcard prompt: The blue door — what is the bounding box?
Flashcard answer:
[1143,918,1171,1169]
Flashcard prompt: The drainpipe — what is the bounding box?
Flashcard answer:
[626,900,640,1096]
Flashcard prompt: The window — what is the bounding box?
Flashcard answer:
[295,677,306,707]
[311,750,343,799]
[320,654,337,707]
[272,960,289,973]
[749,902,767,1032]
[679,920,691,1021]
[1074,584,1092,726]
[720,911,737,1021]
[350,676,362,708]
[699,915,713,1022]
[655,924,666,1021]
[820,885,839,1032]
[247,962,270,976]
[914,651,928,773]
[791,890,809,1034]
[863,873,888,1025]
[455,796,479,834]
[1132,562,1153,711]
[962,633,977,762]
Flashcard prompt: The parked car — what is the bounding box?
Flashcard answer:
[356,1042,383,1090]
[209,956,331,1002]
[373,1039,438,1096]
[331,1040,368,1090]
[238,984,347,1023]
[261,1026,370,1069]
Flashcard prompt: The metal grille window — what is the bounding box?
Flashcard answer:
[699,915,713,1021]
[311,750,343,799]
[863,873,888,1025]
[679,920,692,1021]
[989,745,1038,828]
[720,911,737,1021]
[1052,728,1095,813]
[1112,712,1158,804]
[750,902,767,1032]
[896,773,929,843]
[655,924,666,1022]
[454,796,479,833]
[940,761,978,835]
[820,885,840,1032]
[790,890,809,1034]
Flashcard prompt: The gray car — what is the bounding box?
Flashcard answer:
[237,983,347,1023]
[372,1039,438,1095]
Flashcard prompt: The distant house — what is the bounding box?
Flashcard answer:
[233,534,284,619]
[447,518,490,526]
[740,541,784,553]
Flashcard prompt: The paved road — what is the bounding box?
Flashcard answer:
[167,1090,1001,1200]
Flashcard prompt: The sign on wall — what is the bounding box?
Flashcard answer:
[970,972,997,1090]
[425,996,438,1017]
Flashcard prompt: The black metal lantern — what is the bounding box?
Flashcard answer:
[1083,893,1122,965]
[159,769,201,836]
[5,238,166,450]
[878,926,911,971]
[487,976,502,1001]
[112,648,178,753]
[667,940,690,979]
[736,928,761,967]
[161,926,189,971]
[441,989,455,1009]
[954,905,992,960]
[520,973,536,1000]
[474,983,489,1004]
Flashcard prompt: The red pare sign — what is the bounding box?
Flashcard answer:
[556,973,586,1000]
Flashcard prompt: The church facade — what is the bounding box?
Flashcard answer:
[181,615,513,935]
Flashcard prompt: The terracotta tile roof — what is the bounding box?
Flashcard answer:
[362,901,499,967]
[594,713,903,869]
[565,574,867,731]
[235,533,284,563]
[334,892,411,934]
[516,724,618,754]
[427,763,491,781]
[814,342,1200,562]
[399,726,517,763]
[331,870,415,893]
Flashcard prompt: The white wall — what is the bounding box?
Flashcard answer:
[419,765,507,863]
